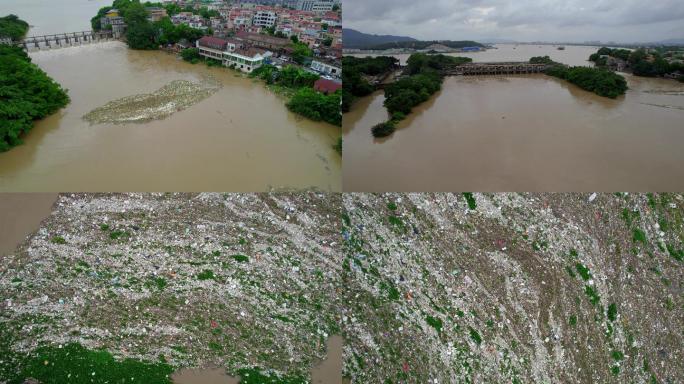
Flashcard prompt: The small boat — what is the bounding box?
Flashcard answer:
[557,46,565,50]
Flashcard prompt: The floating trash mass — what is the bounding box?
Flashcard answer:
[83,77,222,124]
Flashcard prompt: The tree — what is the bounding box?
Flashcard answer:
[180,47,200,62]
[0,45,70,151]
[290,35,299,44]
[0,14,29,40]
[322,37,333,47]
[286,88,341,126]
[123,2,158,49]
[291,42,313,65]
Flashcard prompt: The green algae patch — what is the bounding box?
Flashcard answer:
[231,254,249,263]
[469,327,482,345]
[235,367,307,384]
[196,269,215,280]
[15,343,173,384]
[584,286,600,306]
[83,77,221,125]
[575,263,592,281]
[462,193,477,210]
[426,315,443,333]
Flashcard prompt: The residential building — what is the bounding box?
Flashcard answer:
[236,31,290,51]
[145,7,168,22]
[311,59,341,77]
[253,11,277,27]
[196,36,271,73]
[313,78,341,94]
[295,0,335,12]
[224,48,272,73]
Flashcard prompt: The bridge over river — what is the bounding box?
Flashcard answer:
[17,30,117,50]
[443,62,551,75]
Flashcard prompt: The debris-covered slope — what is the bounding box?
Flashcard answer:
[0,193,343,382]
[341,193,683,383]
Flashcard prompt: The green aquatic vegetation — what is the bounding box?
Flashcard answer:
[196,270,215,280]
[632,229,647,245]
[13,343,173,384]
[611,350,624,361]
[611,365,620,376]
[51,236,66,245]
[462,193,477,210]
[99,224,109,231]
[531,240,548,251]
[622,208,640,227]
[666,244,684,261]
[584,286,600,306]
[231,254,249,263]
[235,367,307,384]
[565,266,576,278]
[469,327,482,345]
[575,263,592,281]
[607,303,617,322]
[109,230,129,240]
[568,315,578,326]
[387,201,398,211]
[426,315,443,333]
[145,277,167,291]
[664,297,674,310]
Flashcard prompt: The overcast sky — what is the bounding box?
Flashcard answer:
[343,0,684,43]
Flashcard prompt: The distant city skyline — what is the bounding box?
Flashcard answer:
[343,0,684,44]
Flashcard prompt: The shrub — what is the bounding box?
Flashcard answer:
[286,88,341,126]
[180,48,200,62]
[371,121,396,138]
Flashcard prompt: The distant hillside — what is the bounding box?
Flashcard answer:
[367,40,485,51]
[343,28,417,49]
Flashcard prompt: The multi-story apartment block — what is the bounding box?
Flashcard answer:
[253,11,277,27]
[295,0,335,12]
[196,36,271,73]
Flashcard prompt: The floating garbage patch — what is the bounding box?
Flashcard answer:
[83,77,222,124]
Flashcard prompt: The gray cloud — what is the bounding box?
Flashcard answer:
[343,0,684,42]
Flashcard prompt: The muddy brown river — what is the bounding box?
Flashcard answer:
[344,45,684,191]
[0,42,341,191]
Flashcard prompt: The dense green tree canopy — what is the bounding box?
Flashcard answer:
[291,42,313,65]
[341,56,398,112]
[92,1,207,49]
[286,88,341,126]
[546,65,628,98]
[589,47,683,79]
[0,45,70,151]
[0,14,29,40]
